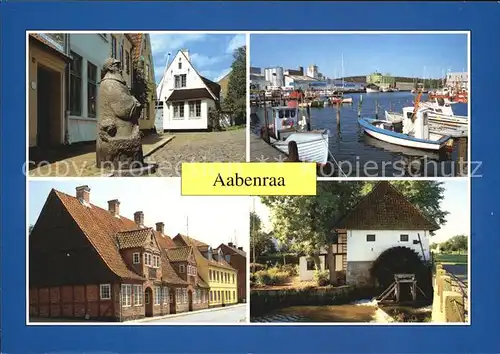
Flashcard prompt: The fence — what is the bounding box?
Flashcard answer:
[433,263,468,322]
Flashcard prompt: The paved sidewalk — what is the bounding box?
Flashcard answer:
[29,134,174,177]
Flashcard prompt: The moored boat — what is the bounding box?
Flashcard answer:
[266,106,330,164]
[359,107,452,150]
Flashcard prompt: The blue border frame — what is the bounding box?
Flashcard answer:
[2,1,500,353]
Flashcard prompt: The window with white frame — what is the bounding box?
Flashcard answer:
[173,102,184,118]
[121,284,132,307]
[192,289,197,304]
[133,285,143,306]
[153,255,159,268]
[188,100,201,118]
[154,287,161,305]
[178,59,182,70]
[162,287,168,304]
[179,264,185,273]
[100,284,111,300]
[176,288,182,303]
[133,252,140,264]
[232,274,235,284]
[174,74,187,88]
[183,288,188,303]
[144,252,149,266]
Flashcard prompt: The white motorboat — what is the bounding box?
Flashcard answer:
[366,86,380,93]
[359,107,452,150]
[267,106,329,164]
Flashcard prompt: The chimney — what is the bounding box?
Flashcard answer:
[156,222,165,234]
[134,211,144,228]
[181,49,189,61]
[238,247,243,251]
[76,185,90,204]
[228,242,234,248]
[108,199,120,217]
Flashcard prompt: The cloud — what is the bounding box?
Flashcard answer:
[200,68,231,82]
[150,33,207,61]
[226,34,246,54]
[190,53,226,68]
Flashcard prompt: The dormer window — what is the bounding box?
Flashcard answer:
[179,264,185,273]
[133,252,140,264]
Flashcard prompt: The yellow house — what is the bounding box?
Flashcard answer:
[172,234,238,307]
[28,34,71,148]
[129,33,156,131]
[207,254,238,307]
[109,34,134,89]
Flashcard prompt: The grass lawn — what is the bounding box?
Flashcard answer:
[433,253,468,264]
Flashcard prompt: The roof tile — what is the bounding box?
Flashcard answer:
[335,182,440,231]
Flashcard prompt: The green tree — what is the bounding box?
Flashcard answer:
[262,181,448,284]
[223,46,246,126]
[440,234,468,254]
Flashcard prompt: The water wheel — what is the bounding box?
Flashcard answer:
[370,246,433,302]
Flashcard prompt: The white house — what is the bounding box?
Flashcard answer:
[67,33,110,143]
[156,49,221,130]
[299,182,439,284]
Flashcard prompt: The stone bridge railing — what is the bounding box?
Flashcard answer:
[432,264,468,323]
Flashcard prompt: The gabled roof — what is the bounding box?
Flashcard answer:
[217,243,247,258]
[334,182,440,231]
[160,249,188,286]
[116,228,154,249]
[173,234,235,271]
[157,49,220,101]
[166,246,193,262]
[52,190,145,280]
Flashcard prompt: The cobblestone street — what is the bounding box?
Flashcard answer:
[147,129,246,177]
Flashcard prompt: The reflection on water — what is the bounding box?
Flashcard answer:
[251,92,468,177]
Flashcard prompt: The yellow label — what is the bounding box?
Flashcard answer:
[181,162,316,196]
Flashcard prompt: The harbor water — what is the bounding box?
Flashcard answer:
[250,92,468,177]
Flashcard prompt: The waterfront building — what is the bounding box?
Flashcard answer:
[446,72,468,89]
[264,67,284,87]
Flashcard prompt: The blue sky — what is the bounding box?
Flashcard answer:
[254,180,469,243]
[29,179,250,248]
[150,33,246,84]
[251,33,468,78]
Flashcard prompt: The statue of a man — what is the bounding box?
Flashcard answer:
[96,58,144,169]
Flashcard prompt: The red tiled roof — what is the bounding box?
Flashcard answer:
[128,33,143,62]
[116,228,152,249]
[40,189,188,286]
[166,246,192,262]
[54,190,144,280]
[160,250,188,286]
[217,243,247,258]
[335,182,440,231]
[155,231,177,249]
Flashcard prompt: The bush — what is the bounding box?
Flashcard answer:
[254,267,289,286]
[314,269,330,287]
[250,263,265,272]
[280,264,298,276]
